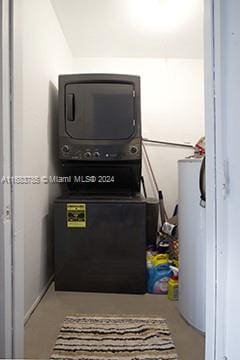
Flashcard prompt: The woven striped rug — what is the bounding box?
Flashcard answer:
[50,315,178,360]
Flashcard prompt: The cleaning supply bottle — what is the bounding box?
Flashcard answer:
[168,266,179,301]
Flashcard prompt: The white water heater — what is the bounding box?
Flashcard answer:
[178,159,206,332]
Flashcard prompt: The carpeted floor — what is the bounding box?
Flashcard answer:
[24,283,205,360]
[50,315,178,360]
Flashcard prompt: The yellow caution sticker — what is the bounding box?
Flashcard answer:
[67,203,86,228]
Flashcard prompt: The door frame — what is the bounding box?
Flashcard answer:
[204,1,226,359]
[0,0,14,357]
[0,0,226,358]
[0,0,24,358]
[11,0,24,357]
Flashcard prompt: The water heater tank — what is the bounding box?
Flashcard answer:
[178,158,206,332]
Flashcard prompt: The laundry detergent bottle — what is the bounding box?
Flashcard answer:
[168,266,179,301]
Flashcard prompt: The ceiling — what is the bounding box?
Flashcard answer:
[51,0,203,58]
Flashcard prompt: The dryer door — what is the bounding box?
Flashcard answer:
[65,82,135,140]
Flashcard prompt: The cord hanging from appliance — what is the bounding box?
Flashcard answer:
[142,143,169,224]
[142,142,159,193]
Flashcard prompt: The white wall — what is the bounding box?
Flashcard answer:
[73,58,204,214]
[22,0,72,316]
[50,0,203,58]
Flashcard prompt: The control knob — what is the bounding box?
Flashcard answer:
[62,144,70,153]
[130,146,138,154]
[93,151,100,159]
[84,151,92,159]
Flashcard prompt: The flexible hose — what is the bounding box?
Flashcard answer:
[142,142,159,193]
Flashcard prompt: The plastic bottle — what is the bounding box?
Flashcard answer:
[168,266,179,301]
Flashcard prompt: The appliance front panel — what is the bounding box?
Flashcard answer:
[54,198,147,293]
[65,83,135,140]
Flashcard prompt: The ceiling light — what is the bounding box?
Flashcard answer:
[127,0,198,33]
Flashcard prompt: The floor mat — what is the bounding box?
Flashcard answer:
[50,315,178,360]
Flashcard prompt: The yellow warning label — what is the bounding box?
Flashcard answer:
[67,203,86,228]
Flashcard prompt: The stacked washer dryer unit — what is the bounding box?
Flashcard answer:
[54,74,147,294]
[58,74,142,195]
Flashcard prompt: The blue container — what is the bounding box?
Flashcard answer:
[147,264,172,294]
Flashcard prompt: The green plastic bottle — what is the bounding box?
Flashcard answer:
[168,266,179,301]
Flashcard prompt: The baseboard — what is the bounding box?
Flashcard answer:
[24,274,54,325]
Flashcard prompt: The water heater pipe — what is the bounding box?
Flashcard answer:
[143,138,195,149]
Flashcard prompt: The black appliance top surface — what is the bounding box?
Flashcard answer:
[55,193,146,204]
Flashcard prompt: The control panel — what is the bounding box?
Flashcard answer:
[59,138,141,161]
